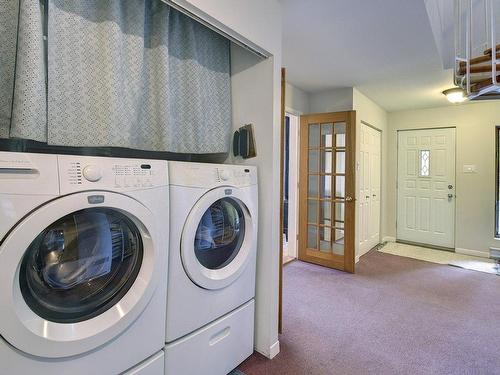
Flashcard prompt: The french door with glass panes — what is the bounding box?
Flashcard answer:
[298,111,356,272]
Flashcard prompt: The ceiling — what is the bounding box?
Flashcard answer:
[281,0,456,112]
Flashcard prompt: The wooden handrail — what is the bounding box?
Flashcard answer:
[458,64,500,75]
[459,53,500,69]
[484,44,500,56]
[471,75,500,92]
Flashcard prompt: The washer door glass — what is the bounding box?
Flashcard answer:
[194,198,245,270]
[19,208,143,323]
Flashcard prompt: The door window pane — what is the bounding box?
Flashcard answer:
[335,176,345,199]
[420,150,430,177]
[321,123,333,147]
[309,150,319,173]
[332,229,345,255]
[308,175,319,197]
[320,175,332,199]
[335,122,346,147]
[336,151,346,174]
[308,199,318,223]
[307,225,318,249]
[335,202,345,225]
[320,227,331,252]
[320,201,331,226]
[321,149,332,174]
[309,124,320,148]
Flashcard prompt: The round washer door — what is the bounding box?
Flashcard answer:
[181,187,256,290]
[0,191,159,358]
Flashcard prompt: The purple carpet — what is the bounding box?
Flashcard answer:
[238,250,500,374]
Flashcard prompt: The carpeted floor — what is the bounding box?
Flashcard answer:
[238,250,500,375]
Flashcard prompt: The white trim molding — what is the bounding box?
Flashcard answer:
[382,236,396,243]
[455,248,489,258]
[269,340,280,359]
[256,339,280,359]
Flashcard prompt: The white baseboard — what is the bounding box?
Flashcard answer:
[355,255,360,263]
[455,247,489,258]
[382,236,396,243]
[268,340,280,359]
[256,339,280,359]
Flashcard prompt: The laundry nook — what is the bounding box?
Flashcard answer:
[1,1,500,374]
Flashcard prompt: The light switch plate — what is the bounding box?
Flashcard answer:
[463,165,476,173]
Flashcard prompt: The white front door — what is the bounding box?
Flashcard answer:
[397,128,456,248]
[359,124,381,256]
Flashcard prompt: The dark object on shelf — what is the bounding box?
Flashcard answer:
[233,124,257,159]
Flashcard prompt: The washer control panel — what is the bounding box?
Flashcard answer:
[58,155,168,195]
[170,162,257,188]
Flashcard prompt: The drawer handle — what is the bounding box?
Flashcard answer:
[209,327,231,346]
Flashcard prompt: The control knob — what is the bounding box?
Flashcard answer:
[83,165,102,182]
[219,170,231,181]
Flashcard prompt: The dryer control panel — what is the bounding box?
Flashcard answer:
[58,155,169,195]
[169,161,257,188]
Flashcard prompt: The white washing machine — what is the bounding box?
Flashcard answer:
[0,152,169,375]
[165,161,258,375]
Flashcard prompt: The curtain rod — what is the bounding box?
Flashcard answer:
[162,0,270,59]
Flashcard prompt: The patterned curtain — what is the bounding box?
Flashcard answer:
[0,0,47,141]
[1,0,232,154]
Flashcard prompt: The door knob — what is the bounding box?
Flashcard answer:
[448,184,453,189]
[365,195,370,199]
[447,193,454,199]
[346,196,353,202]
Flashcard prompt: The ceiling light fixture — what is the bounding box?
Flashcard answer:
[442,87,467,104]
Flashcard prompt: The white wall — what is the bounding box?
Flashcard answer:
[172,0,282,360]
[309,87,353,113]
[387,102,500,255]
[352,88,388,259]
[285,83,310,114]
[229,45,280,358]
[171,0,281,55]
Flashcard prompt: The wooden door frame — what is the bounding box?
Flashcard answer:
[298,111,356,273]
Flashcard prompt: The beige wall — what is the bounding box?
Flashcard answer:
[309,87,354,113]
[387,101,500,255]
[285,83,310,114]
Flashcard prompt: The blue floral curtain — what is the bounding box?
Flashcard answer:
[1,0,232,154]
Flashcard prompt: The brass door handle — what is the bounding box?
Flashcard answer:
[346,196,354,202]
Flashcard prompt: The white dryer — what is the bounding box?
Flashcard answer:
[165,161,258,375]
[0,152,169,375]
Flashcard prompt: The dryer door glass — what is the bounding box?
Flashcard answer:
[194,198,245,270]
[19,208,143,323]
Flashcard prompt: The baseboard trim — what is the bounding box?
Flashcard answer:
[455,247,489,258]
[355,255,360,263]
[268,340,280,359]
[382,236,396,243]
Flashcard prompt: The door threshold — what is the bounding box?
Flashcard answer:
[395,240,454,253]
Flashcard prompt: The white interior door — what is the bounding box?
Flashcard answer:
[397,128,456,248]
[359,124,381,256]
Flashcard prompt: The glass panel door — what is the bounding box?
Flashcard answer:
[299,111,356,272]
